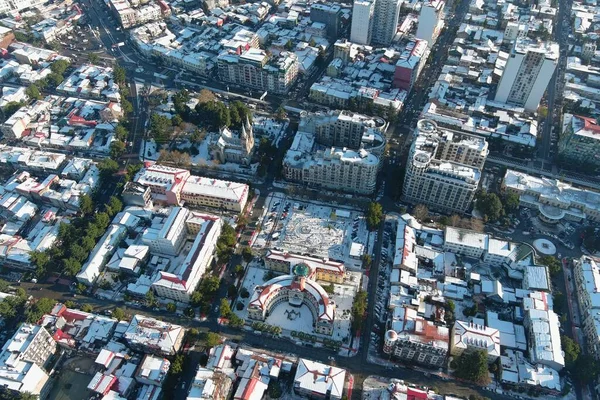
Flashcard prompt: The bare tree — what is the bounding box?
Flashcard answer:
[450,214,461,227]
[469,218,485,233]
[413,204,429,222]
[197,89,216,104]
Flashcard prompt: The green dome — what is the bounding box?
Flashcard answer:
[292,263,311,277]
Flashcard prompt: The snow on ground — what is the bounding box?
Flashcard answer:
[140,140,160,161]
[265,304,315,333]
[255,193,368,269]
[234,263,268,321]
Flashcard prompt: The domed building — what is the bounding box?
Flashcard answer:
[247,266,336,335]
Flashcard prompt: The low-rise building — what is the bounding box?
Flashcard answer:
[382,306,449,368]
[523,292,564,371]
[142,207,189,256]
[77,224,127,285]
[265,249,345,283]
[0,324,56,398]
[293,358,346,400]
[502,169,600,223]
[122,182,153,208]
[135,355,170,386]
[124,315,185,356]
[450,320,501,362]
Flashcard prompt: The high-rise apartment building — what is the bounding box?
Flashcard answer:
[217,49,299,94]
[310,3,343,39]
[416,0,445,47]
[372,0,402,45]
[402,119,488,213]
[558,114,600,167]
[494,39,559,112]
[299,110,387,149]
[350,0,375,45]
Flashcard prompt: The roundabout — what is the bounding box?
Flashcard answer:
[533,238,557,256]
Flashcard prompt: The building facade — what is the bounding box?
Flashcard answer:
[450,320,501,362]
[247,274,336,335]
[382,307,449,368]
[494,39,559,112]
[265,250,346,284]
[393,39,428,91]
[573,257,600,360]
[558,114,600,167]
[210,118,255,166]
[310,3,342,39]
[372,0,402,45]
[350,0,374,45]
[217,49,299,94]
[402,119,487,213]
[416,0,445,47]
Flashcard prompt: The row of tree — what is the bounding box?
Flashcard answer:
[474,190,520,223]
[350,290,368,333]
[30,195,123,277]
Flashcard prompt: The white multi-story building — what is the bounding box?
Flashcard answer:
[402,120,488,213]
[494,39,559,112]
[124,315,185,356]
[416,0,445,47]
[523,292,564,371]
[0,324,56,398]
[152,214,221,303]
[283,132,380,195]
[502,169,600,224]
[450,320,501,362]
[350,0,375,45]
[372,0,402,45]
[0,0,46,14]
[573,257,600,360]
[142,207,189,256]
[294,359,346,400]
[217,49,299,94]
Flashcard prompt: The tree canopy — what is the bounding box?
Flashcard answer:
[366,202,383,231]
[452,350,491,385]
[475,190,504,222]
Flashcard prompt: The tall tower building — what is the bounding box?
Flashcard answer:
[372,0,402,45]
[494,39,559,112]
[402,120,488,214]
[416,0,445,46]
[350,0,375,45]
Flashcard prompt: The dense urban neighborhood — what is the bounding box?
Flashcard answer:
[0,0,598,398]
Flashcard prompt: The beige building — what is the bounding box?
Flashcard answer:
[210,118,255,165]
[265,250,345,284]
[402,119,487,213]
[217,49,299,94]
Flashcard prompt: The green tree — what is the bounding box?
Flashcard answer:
[50,59,70,75]
[112,307,126,321]
[94,212,110,230]
[241,247,253,263]
[79,194,94,215]
[46,72,64,88]
[115,124,128,141]
[2,101,24,117]
[114,64,126,85]
[172,114,183,127]
[0,279,9,292]
[561,335,580,368]
[26,297,55,323]
[220,298,232,319]
[98,158,119,180]
[539,256,562,277]
[573,354,599,384]
[366,202,383,231]
[227,284,237,298]
[204,332,221,347]
[240,287,250,298]
[452,350,491,385]
[275,106,287,122]
[234,264,245,278]
[170,354,185,375]
[361,254,372,270]
[351,290,368,333]
[26,84,41,100]
[107,196,123,216]
[145,290,158,307]
[82,303,94,312]
[502,191,520,214]
[166,302,177,313]
[63,257,82,276]
[475,190,504,222]
[149,113,172,143]
[88,53,100,64]
[110,140,126,159]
